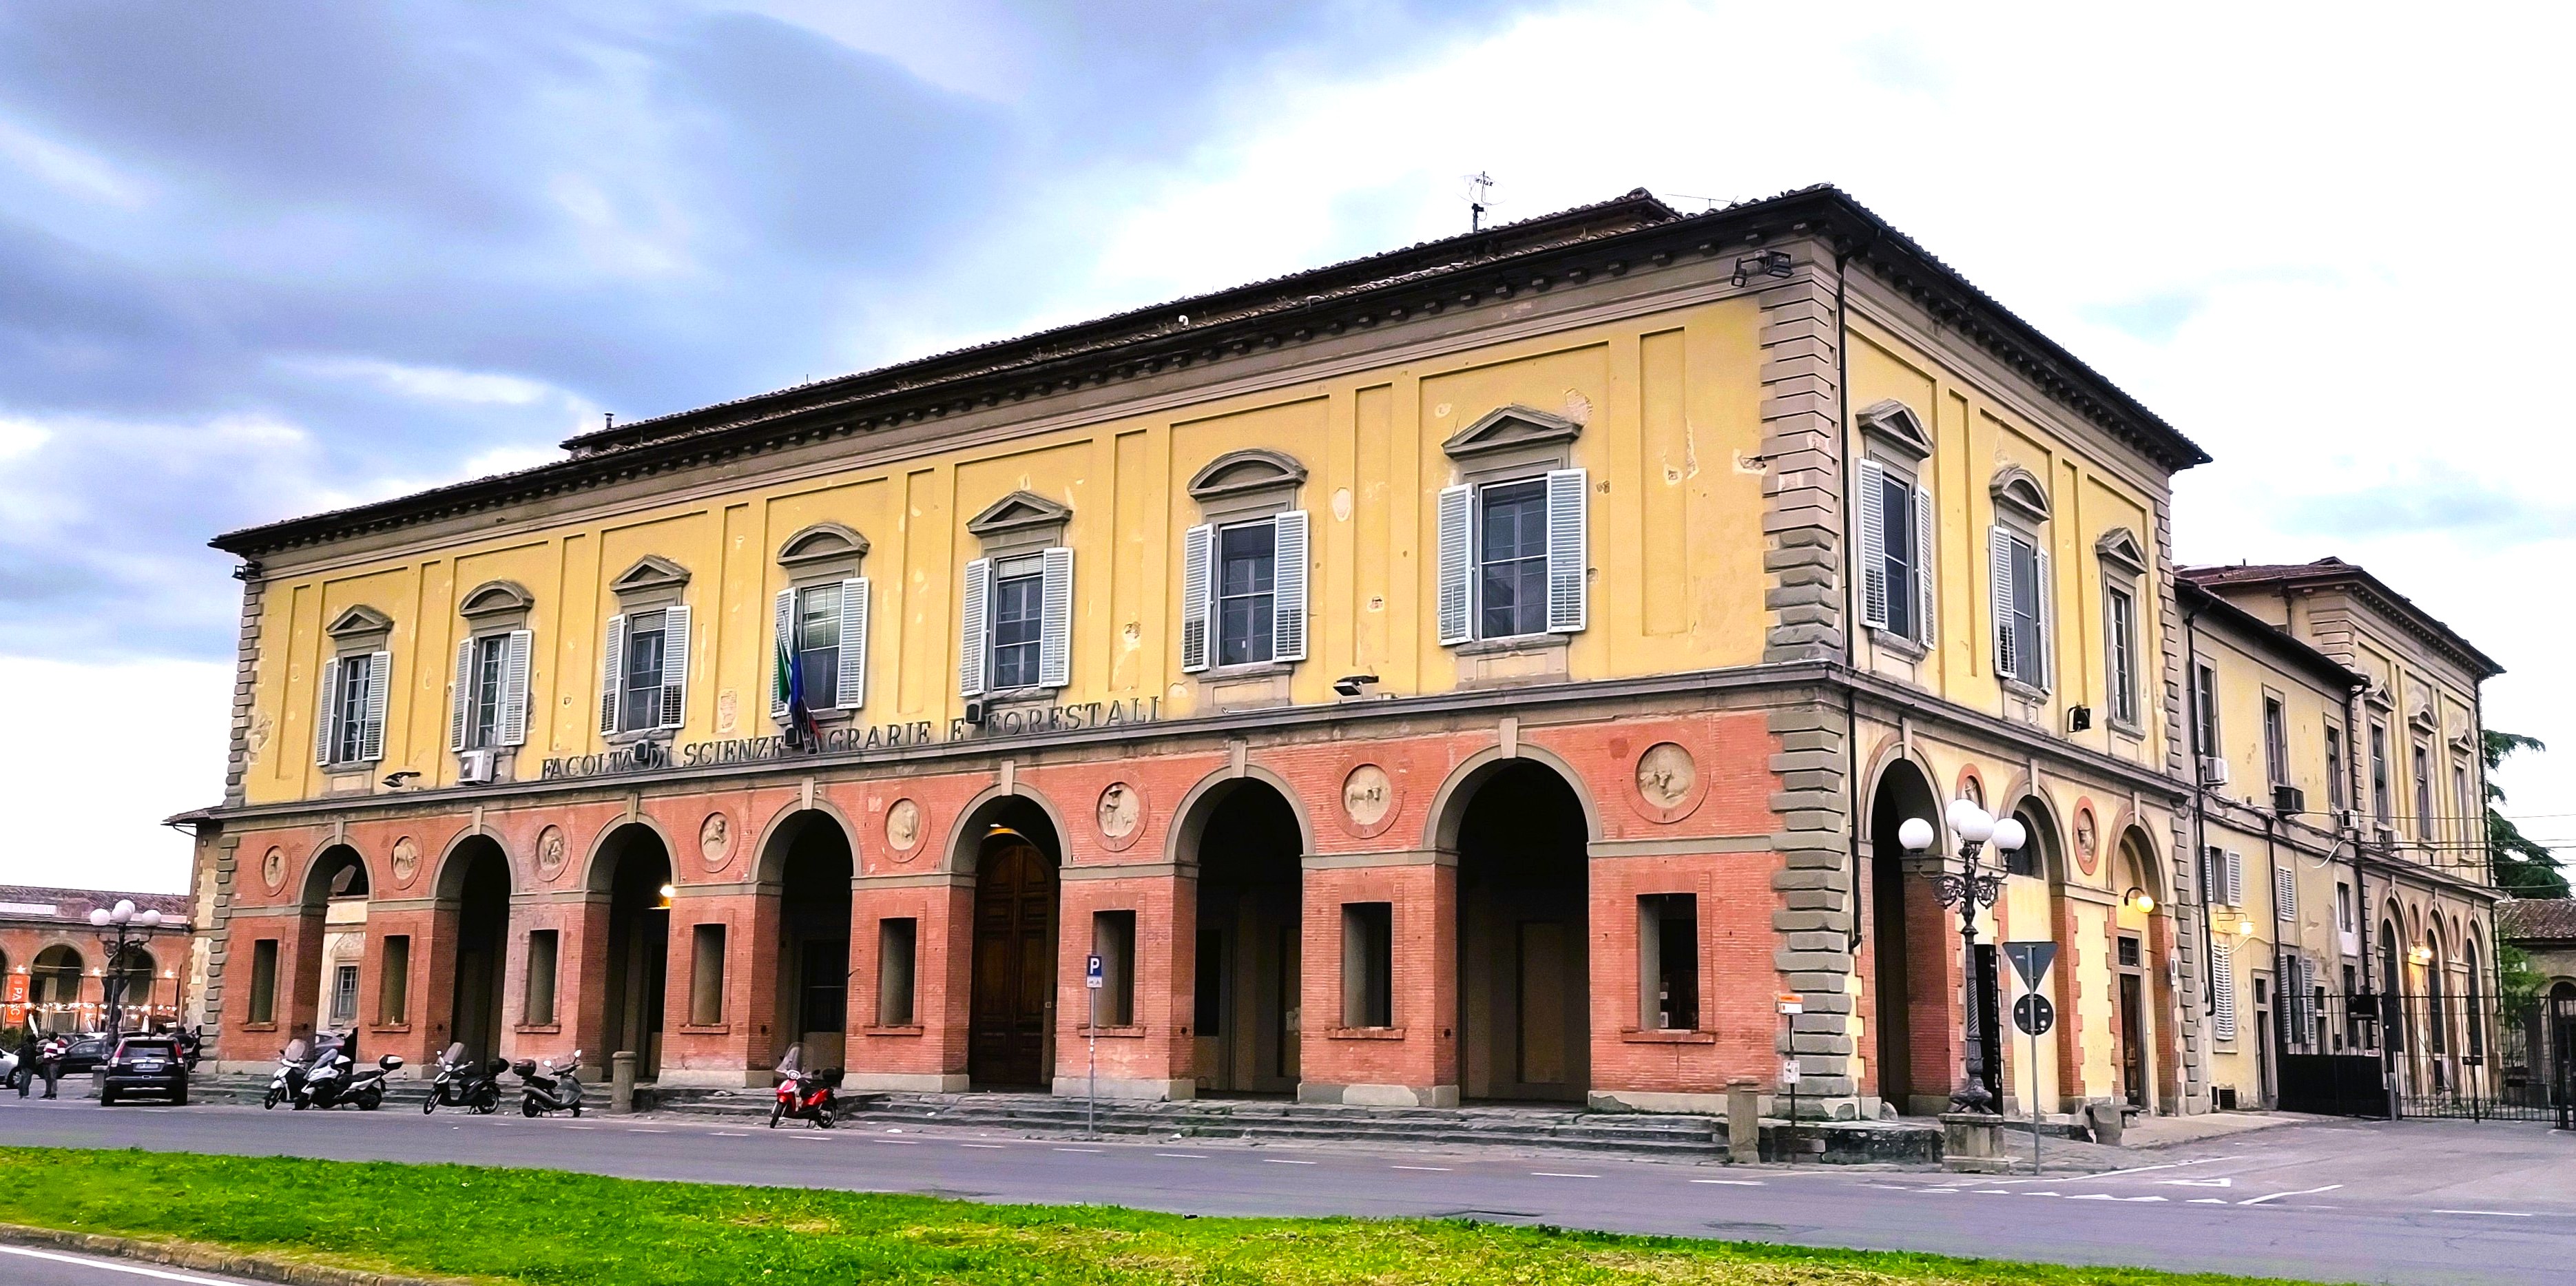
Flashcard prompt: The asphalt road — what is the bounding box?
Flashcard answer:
[0,1243,267,1285]
[4,1098,2574,1285]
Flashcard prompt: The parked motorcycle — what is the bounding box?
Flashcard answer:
[422,1043,506,1114]
[263,1039,311,1110]
[512,1051,584,1118]
[768,1048,842,1129]
[300,1042,403,1110]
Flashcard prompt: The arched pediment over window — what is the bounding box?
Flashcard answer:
[1856,399,1934,461]
[1187,448,1308,504]
[2095,528,2149,577]
[778,521,871,569]
[1989,464,2053,523]
[609,554,691,596]
[1441,404,1583,461]
[459,580,535,619]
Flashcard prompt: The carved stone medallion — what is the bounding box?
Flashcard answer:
[260,846,286,892]
[699,812,732,870]
[535,825,568,880]
[1341,764,1394,831]
[1097,783,1141,841]
[884,798,923,860]
[389,836,420,885]
[1631,742,1702,822]
[2074,806,2101,877]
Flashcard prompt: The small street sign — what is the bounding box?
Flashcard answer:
[1085,954,1103,989]
[2013,993,2056,1037]
[1779,1057,1801,1085]
[1777,993,1803,1015]
[2003,941,2058,989]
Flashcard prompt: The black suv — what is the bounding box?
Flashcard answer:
[100,1036,188,1106]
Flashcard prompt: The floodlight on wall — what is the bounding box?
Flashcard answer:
[656,883,676,909]
[1333,674,1380,698]
[1732,251,1793,287]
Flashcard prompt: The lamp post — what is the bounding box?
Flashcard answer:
[1900,799,2026,1115]
[88,899,163,1042]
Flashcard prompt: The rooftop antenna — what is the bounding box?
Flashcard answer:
[1465,171,1495,232]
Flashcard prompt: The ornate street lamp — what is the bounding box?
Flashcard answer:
[88,898,163,1042]
[1899,799,2026,1115]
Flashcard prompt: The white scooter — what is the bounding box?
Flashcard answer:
[263,1039,311,1109]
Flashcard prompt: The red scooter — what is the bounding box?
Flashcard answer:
[768,1048,842,1129]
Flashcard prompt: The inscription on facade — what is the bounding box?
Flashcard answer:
[538,698,1163,781]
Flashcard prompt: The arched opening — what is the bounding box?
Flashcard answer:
[2464,931,2488,1090]
[2550,981,2576,1110]
[30,945,85,1034]
[1453,760,1589,1103]
[1867,758,1946,1115]
[764,811,855,1071]
[2378,915,2406,1086]
[1184,779,1302,1096]
[964,796,1061,1088]
[103,944,158,1037]
[2112,829,2170,1112]
[303,846,371,1042]
[2424,926,2451,1092]
[1995,797,2064,1112]
[594,825,673,1081]
[441,838,512,1066]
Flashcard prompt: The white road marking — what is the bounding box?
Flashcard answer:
[1531,1172,1599,1179]
[1055,1148,1104,1153]
[2432,1210,2533,1218]
[1393,1165,1452,1172]
[2160,1177,2234,1188]
[1692,1179,1763,1186]
[564,1125,594,1130]
[711,1131,748,1137]
[627,1128,670,1134]
[2240,1184,2341,1206]
[1154,1152,1207,1159]
[2187,1199,2231,1205]
[1263,1159,1318,1165]
[871,1139,920,1145]
[959,1143,1006,1149]
[2068,1194,2166,1202]
[2022,1192,2062,1198]
[0,1244,247,1283]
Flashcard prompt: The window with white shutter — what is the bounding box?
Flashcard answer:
[454,632,528,752]
[836,578,869,709]
[656,605,691,729]
[1857,459,1889,631]
[497,630,532,747]
[1180,524,1214,674]
[1271,509,1309,661]
[1989,527,2018,681]
[1543,468,1587,634]
[2225,850,2245,908]
[359,650,390,763]
[2212,944,2238,1041]
[1911,483,1935,645]
[1435,485,1473,645]
[2276,867,2297,922]
[597,614,626,736]
[1037,546,1072,689]
[958,559,990,698]
[769,590,795,720]
[315,656,346,766]
[449,639,476,753]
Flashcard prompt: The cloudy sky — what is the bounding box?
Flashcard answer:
[4,1,2570,893]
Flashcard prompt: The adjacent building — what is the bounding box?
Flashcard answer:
[175,185,2502,1122]
[0,885,194,1035]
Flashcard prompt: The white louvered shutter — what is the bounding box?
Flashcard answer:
[2276,868,2297,922]
[360,650,390,763]
[1436,484,1473,645]
[315,656,345,765]
[657,605,691,729]
[497,630,532,747]
[1544,468,1588,634]
[1272,509,1309,663]
[2226,851,2245,908]
[2203,848,2219,902]
[1180,524,1214,674]
[2211,944,2238,1041]
[1856,459,1889,630]
[771,590,795,720]
[2033,546,2053,689]
[1913,484,1938,646]
[1989,527,2017,681]
[448,639,475,753]
[597,614,625,736]
[837,577,869,709]
[958,559,990,698]
[1037,546,1073,688]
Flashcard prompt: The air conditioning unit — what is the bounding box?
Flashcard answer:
[2199,756,2232,787]
[2272,784,2306,816]
[962,699,988,726]
[457,749,496,785]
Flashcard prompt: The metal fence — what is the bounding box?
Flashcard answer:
[2268,988,2576,1124]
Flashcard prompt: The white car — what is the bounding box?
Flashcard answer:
[0,1048,17,1089]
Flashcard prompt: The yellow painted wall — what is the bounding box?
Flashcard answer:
[242,298,1774,804]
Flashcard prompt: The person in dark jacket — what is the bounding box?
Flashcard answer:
[12,1030,35,1098]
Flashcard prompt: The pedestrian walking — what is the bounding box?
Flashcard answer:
[12,1030,35,1099]
[35,1034,63,1099]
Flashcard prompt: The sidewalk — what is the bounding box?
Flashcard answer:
[2118,1110,2310,1149]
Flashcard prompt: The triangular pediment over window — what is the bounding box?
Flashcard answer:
[1187,448,1309,503]
[1989,464,2053,523]
[778,522,871,568]
[324,605,394,639]
[2095,528,2149,577]
[965,490,1072,539]
[609,554,692,595]
[458,580,534,619]
[1856,400,1934,461]
[1442,404,1583,461]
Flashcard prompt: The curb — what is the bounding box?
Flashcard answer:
[0,1222,469,1285]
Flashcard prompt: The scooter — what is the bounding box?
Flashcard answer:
[512,1051,584,1117]
[300,1044,403,1110]
[422,1043,506,1114]
[263,1039,311,1110]
[768,1048,841,1129]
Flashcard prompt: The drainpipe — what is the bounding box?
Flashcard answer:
[2181,602,2216,1019]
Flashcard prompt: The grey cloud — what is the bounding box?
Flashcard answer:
[2280,466,2576,544]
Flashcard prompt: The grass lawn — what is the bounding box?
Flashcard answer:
[0,1146,2329,1286]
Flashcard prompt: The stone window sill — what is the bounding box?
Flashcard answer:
[1871,629,1928,661]
[1619,1028,1716,1044]
[1077,1024,1147,1039]
[513,1023,561,1035]
[2107,716,2145,741]
[676,1023,730,1035]
[2003,678,2053,704]
[1204,660,1296,680]
[1451,634,1566,658]
[1325,1026,1406,1041]
[239,1022,278,1033]
[861,1025,924,1038]
[369,1022,412,1035]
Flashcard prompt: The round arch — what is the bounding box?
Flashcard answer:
[1996,787,2068,884]
[583,817,676,894]
[1165,763,1318,869]
[1422,745,1606,854]
[300,843,373,909]
[749,800,862,888]
[430,829,514,906]
[942,784,1073,875]
[2114,825,2169,904]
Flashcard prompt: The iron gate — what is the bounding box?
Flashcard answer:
[2267,990,2576,1123]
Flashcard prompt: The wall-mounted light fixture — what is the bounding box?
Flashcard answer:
[1732,250,1794,287]
[2122,886,2157,915]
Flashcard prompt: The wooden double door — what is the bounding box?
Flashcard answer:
[969,840,1057,1087]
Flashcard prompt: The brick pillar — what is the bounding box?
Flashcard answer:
[1052,871,1192,1101]
[1298,859,1456,1106]
[362,904,438,1068]
[845,873,972,1092]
